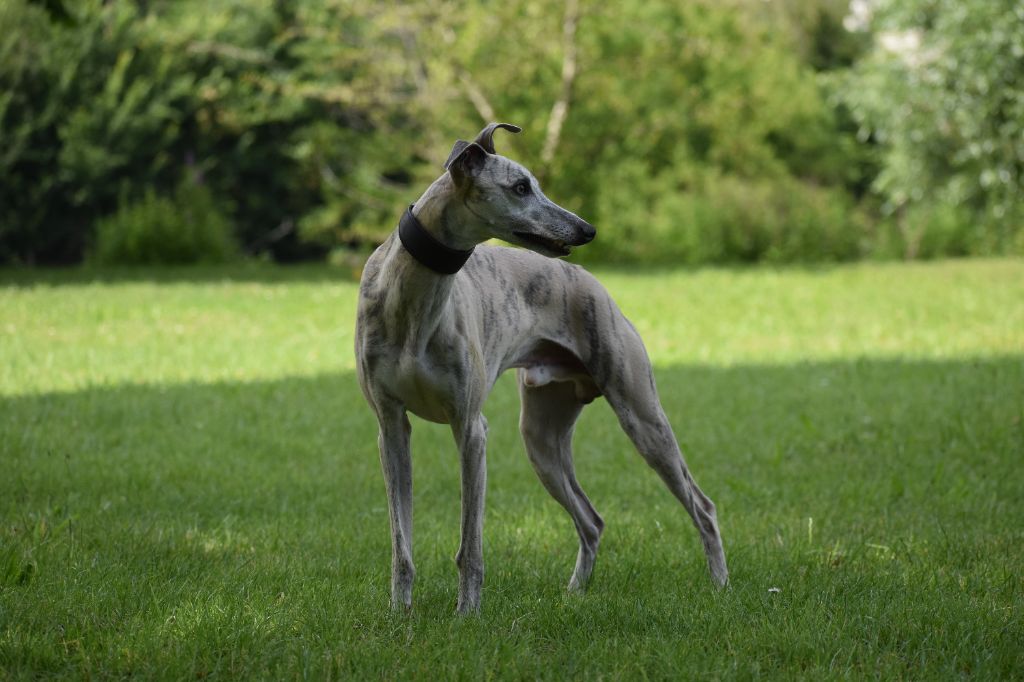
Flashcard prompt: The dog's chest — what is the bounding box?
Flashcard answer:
[360,308,482,424]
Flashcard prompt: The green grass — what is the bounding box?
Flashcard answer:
[2,259,1022,679]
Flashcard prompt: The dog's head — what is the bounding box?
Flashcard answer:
[445,123,595,257]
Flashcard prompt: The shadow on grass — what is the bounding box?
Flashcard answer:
[2,356,1021,676]
[3,354,1020,536]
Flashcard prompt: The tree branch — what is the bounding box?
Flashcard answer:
[540,0,580,172]
[457,67,496,123]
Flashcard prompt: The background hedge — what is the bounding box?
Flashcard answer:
[1,0,1020,265]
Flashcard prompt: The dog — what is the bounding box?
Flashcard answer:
[355,123,727,613]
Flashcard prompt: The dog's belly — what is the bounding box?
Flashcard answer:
[510,339,601,403]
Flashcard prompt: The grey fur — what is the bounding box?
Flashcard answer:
[356,123,728,614]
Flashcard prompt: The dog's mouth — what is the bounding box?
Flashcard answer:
[512,231,572,257]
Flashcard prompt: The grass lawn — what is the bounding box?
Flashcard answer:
[1,259,1022,678]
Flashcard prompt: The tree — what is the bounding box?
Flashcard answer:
[841,0,1024,256]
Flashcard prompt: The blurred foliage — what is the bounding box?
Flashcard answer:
[840,0,1024,258]
[92,172,236,265]
[0,0,1020,265]
[0,0,423,264]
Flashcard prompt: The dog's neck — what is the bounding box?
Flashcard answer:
[410,174,488,252]
[375,174,488,352]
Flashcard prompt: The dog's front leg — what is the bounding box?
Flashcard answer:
[376,400,415,611]
[453,413,488,614]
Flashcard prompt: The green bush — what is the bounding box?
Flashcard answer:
[581,170,867,265]
[3,0,1020,266]
[870,200,1024,260]
[0,0,418,265]
[92,179,235,265]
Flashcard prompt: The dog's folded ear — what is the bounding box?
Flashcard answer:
[473,122,521,154]
[444,123,520,183]
[444,140,473,169]
[445,140,488,183]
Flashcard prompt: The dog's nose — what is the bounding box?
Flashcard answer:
[578,220,596,244]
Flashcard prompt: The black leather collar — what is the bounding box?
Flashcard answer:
[398,205,474,275]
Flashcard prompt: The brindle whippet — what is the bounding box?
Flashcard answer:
[356,123,727,613]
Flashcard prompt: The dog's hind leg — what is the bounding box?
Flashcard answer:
[374,400,416,610]
[518,372,605,591]
[599,329,729,587]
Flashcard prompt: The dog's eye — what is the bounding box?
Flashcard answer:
[513,181,531,196]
